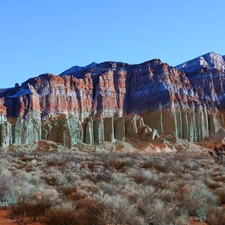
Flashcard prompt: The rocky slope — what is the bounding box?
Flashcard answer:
[0,52,224,148]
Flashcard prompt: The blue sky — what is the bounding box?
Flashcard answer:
[0,0,225,88]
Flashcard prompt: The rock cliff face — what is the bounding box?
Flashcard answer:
[0,52,225,147]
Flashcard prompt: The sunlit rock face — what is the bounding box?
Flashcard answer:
[175,52,225,107]
[0,52,225,147]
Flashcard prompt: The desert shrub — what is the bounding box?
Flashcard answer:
[58,185,94,201]
[152,164,169,173]
[60,180,97,200]
[172,153,188,162]
[95,194,144,225]
[2,147,225,223]
[137,185,156,199]
[96,170,112,181]
[180,173,193,181]
[160,171,177,182]
[97,152,137,170]
[45,153,67,166]
[12,186,60,218]
[130,170,147,184]
[121,185,140,203]
[57,186,77,199]
[206,208,225,225]
[111,172,134,186]
[41,167,68,186]
[165,180,185,192]
[174,210,189,225]
[212,164,225,175]
[75,198,105,225]
[97,182,118,196]
[140,158,169,173]
[0,168,13,193]
[66,188,90,201]
[121,157,137,168]
[65,171,81,183]
[113,160,125,170]
[126,168,142,180]
[178,183,219,218]
[90,165,113,181]
[0,157,10,167]
[64,161,81,172]
[140,158,156,169]
[44,199,105,225]
[128,168,160,186]
[142,198,176,225]
[181,160,200,173]
[152,189,176,203]
[73,179,98,194]
[0,168,17,205]
[43,202,77,225]
[35,187,60,205]
[142,169,161,185]
[205,178,223,189]
[213,187,225,204]
[15,169,43,186]
[14,169,35,183]
[8,150,26,158]
[20,154,38,162]
[214,175,225,182]
[121,184,155,204]
[197,167,212,178]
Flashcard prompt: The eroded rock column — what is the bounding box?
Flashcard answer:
[104,117,114,142]
[114,117,125,141]
[0,118,12,147]
[93,115,104,144]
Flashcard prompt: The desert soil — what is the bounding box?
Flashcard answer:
[0,208,43,225]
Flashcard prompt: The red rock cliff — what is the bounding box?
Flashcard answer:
[0,53,224,147]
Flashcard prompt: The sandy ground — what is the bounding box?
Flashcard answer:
[0,208,43,225]
[0,208,14,225]
[0,208,210,225]
[189,220,207,225]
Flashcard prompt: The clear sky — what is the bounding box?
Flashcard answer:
[0,0,225,88]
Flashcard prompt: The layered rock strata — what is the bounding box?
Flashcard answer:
[0,52,225,147]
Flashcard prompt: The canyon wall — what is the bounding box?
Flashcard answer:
[0,52,224,147]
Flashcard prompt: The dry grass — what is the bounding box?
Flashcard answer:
[206,207,225,225]
[0,149,224,224]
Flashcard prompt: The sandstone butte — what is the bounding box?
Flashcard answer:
[0,52,224,148]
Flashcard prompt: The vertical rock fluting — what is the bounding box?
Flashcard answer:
[93,115,104,144]
[12,111,41,144]
[114,117,125,141]
[84,117,94,145]
[146,102,218,142]
[104,117,114,142]
[0,101,12,147]
[0,117,12,147]
[42,114,72,147]
[1,54,225,147]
